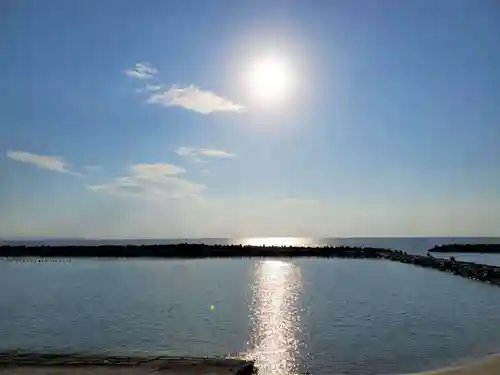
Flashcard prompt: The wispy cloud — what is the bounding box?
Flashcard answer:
[176,147,236,163]
[147,85,245,114]
[146,84,162,91]
[7,150,74,174]
[125,62,158,79]
[136,84,163,93]
[88,163,204,199]
[131,163,186,179]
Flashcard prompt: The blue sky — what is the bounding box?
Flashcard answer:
[1,0,499,238]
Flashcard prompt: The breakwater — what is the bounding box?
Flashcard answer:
[382,249,500,286]
[1,244,500,286]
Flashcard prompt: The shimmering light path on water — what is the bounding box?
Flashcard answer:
[236,237,316,247]
[244,261,301,375]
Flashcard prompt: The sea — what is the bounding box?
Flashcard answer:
[1,237,500,375]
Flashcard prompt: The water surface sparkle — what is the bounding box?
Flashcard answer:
[244,260,302,375]
[236,237,316,247]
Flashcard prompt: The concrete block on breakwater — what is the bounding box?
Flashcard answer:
[381,248,500,286]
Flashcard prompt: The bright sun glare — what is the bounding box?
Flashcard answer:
[247,57,293,103]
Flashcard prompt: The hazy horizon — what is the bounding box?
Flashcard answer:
[2,0,499,238]
[3,235,500,240]
[3,236,500,245]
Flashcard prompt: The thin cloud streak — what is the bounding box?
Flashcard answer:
[136,84,163,93]
[176,147,236,161]
[6,150,74,174]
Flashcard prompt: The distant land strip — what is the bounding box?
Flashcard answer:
[1,243,500,286]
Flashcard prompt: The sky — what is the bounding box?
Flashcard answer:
[1,0,499,238]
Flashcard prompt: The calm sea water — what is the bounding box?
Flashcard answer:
[1,238,500,375]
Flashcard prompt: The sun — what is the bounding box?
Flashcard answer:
[246,56,293,103]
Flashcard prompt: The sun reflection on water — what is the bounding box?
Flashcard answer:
[236,237,315,247]
[244,260,302,375]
